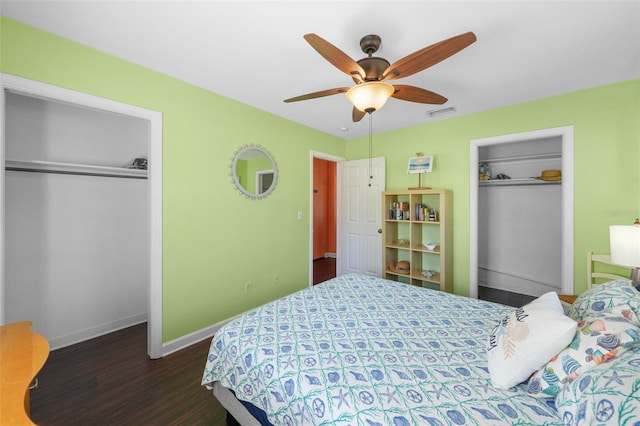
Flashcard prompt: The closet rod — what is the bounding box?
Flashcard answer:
[5,167,147,180]
[479,152,562,163]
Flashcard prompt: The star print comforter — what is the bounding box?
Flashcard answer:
[202,273,562,425]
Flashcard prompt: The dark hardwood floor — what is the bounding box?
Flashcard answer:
[478,285,536,307]
[30,323,228,425]
[29,261,335,425]
[313,256,336,285]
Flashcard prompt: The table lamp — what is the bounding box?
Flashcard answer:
[610,218,640,287]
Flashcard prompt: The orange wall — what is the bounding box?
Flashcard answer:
[313,158,336,259]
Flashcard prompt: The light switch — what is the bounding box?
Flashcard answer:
[297,211,303,220]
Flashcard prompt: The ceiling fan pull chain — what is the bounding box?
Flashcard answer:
[368,112,373,187]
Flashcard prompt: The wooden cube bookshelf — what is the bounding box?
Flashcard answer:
[382,189,452,292]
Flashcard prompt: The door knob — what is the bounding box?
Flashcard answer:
[377,229,382,234]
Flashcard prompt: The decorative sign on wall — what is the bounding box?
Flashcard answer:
[407,153,433,189]
[407,154,433,174]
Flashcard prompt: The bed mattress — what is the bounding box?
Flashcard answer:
[202,273,562,425]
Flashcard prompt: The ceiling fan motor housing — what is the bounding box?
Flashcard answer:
[355,34,389,82]
[359,34,381,55]
[356,57,391,82]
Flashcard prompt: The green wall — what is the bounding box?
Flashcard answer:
[1,17,345,341]
[346,79,640,296]
[3,17,639,343]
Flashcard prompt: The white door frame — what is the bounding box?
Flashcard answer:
[256,169,274,195]
[469,126,574,298]
[309,151,345,286]
[0,74,163,358]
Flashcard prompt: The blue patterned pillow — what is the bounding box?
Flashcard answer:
[528,312,640,397]
[568,279,640,323]
[555,348,640,425]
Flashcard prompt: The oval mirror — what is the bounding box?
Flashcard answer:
[229,145,277,199]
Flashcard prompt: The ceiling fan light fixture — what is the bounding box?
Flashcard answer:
[346,81,394,113]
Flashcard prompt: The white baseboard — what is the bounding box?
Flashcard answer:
[478,266,560,298]
[49,310,250,357]
[161,302,279,356]
[161,313,242,356]
[49,313,148,351]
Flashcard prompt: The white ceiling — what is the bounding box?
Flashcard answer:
[2,1,639,139]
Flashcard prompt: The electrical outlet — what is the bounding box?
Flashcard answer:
[273,272,280,285]
[244,281,253,294]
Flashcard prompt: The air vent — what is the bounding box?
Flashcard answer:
[426,106,457,117]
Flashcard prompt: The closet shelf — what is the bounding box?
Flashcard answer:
[479,178,561,187]
[5,159,147,179]
[479,152,561,164]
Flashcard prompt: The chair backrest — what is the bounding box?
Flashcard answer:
[587,252,630,289]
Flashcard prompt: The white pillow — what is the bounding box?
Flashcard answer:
[487,292,577,389]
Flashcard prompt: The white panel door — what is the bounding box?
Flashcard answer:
[337,157,385,277]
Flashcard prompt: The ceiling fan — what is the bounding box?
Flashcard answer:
[284,32,477,122]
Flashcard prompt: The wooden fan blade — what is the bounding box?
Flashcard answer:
[284,87,349,103]
[304,34,365,82]
[383,32,477,81]
[352,107,366,122]
[392,85,448,104]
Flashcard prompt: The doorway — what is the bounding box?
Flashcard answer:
[310,152,342,285]
[257,169,274,195]
[312,157,337,284]
[0,74,164,358]
[469,126,574,300]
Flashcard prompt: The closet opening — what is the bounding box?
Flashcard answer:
[469,126,574,304]
[1,74,163,358]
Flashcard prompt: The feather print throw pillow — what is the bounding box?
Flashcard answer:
[487,292,577,389]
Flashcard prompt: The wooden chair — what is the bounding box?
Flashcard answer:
[587,252,630,289]
[559,252,631,308]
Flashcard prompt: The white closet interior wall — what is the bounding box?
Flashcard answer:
[478,137,563,297]
[5,92,149,350]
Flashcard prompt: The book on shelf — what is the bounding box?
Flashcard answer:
[415,203,437,222]
[389,201,410,220]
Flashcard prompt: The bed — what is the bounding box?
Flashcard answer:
[202,273,640,425]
